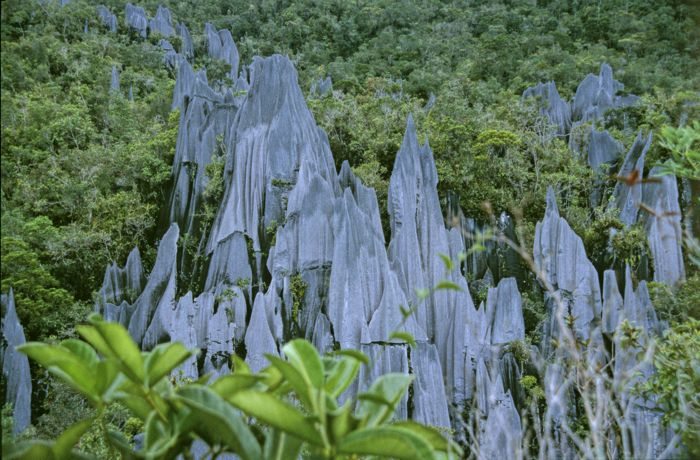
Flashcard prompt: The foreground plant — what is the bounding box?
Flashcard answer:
[6,314,460,459]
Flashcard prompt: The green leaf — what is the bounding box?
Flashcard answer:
[389,331,417,346]
[144,342,194,387]
[266,355,313,407]
[4,442,55,460]
[18,343,97,400]
[177,386,262,460]
[94,360,120,398]
[438,253,454,272]
[337,426,436,459]
[391,421,460,455]
[52,418,95,459]
[415,288,430,300]
[263,429,303,460]
[329,400,359,442]
[282,339,324,389]
[60,339,99,368]
[357,373,413,427]
[434,280,462,291]
[333,348,370,365]
[78,322,144,383]
[231,354,252,374]
[211,374,263,397]
[324,357,361,398]
[227,389,325,447]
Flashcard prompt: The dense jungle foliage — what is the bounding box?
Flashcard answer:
[1,0,699,457]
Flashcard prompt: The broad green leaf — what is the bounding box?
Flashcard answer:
[211,374,263,397]
[333,348,370,365]
[60,339,99,368]
[78,322,144,383]
[94,360,121,398]
[389,331,417,346]
[329,400,358,442]
[434,280,462,291]
[106,430,145,460]
[227,389,325,447]
[337,426,436,460]
[438,253,454,272]
[357,392,392,406]
[266,355,313,407]
[282,339,324,390]
[391,421,459,455]
[94,321,145,382]
[263,428,303,460]
[177,386,262,460]
[18,343,97,400]
[357,373,413,427]
[52,418,95,459]
[324,357,361,398]
[144,342,194,387]
[4,442,55,460]
[231,354,251,374]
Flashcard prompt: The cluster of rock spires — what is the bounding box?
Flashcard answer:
[1,3,689,458]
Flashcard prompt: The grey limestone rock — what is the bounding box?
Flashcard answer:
[125,3,148,38]
[201,292,236,379]
[110,65,120,92]
[149,6,175,38]
[479,390,522,460]
[207,55,339,256]
[97,6,117,33]
[245,292,278,372]
[204,232,252,296]
[642,167,685,286]
[176,23,194,60]
[571,63,638,122]
[484,277,525,345]
[1,290,32,434]
[357,344,409,419]
[160,39,180,70]
[611,132,652,226]
[97,246,145,309]
[410,342,451,428]
[522,81,571,137]
[205,23,239,81]
[534,188,601,340]
[587,127,625,206]
[128,224,179,347]
[602,269,623,334]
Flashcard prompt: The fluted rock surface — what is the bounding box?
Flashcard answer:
[642,167,685,286]
[522,81,571,137]
[534,188,602,342]
[1,290,32,434]
[97,6,117,33]
[125,3,148,38]
[149,6,175,37]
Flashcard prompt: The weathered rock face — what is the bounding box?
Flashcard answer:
[149,6,175,37]
[1,290,32,434]
[85,17,684,455]
[97,6,117,33]
[205,23,239,81]
[571,63,639,122]
[522,81,571,137]
[125,3,148,38]
[534,188,602,343]
[110,65,120,92]
[642,167,685,286]
[610,131,652,227]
